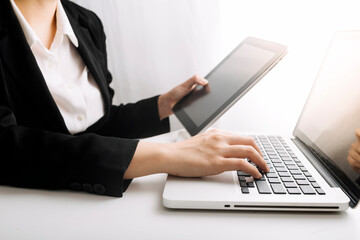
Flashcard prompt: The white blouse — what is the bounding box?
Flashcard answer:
[10,0,105,134]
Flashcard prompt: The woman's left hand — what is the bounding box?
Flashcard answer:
[348,128,360,174]
[158,75,208,120]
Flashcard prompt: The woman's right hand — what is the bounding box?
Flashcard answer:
[125,129,269,180]
[348,128,360,174]
[165,129,269,179]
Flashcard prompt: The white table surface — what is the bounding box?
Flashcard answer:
[1,131,359,240]
[1,53,360,240]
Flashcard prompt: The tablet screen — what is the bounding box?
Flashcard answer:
[173,37,287,135]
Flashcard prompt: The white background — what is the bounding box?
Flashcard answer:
[73,0,360,132]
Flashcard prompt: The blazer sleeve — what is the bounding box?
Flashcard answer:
[96,95,170,139]
[0,105,138,197]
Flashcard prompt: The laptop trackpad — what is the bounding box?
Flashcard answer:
[163,171,238,202]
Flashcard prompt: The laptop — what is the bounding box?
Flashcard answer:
[162,31,360,211]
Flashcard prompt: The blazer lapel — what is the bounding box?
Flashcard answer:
[65,10,111,115]
[0,0,69,133]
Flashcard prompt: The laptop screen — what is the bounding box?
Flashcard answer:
[294,31,360,206]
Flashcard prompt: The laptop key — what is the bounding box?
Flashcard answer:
[315,188,325,195]
[240,181,247,187]
[287,187,301,194]
[286,165,298,170]
[276,167,288,172]
[307,177,316,182]
[255,181,272,194]
[293,175,305,180]
[241,187,250,194]
[271,184,286,194]
[283,160,294,165]
[296,180,309,185]
[311,182,320,188]
[278,172,291,177]
[279,153,289,157]
[238,176,246,181]
[284,182,297,188]
[281,177,294,182]
[237,171,250,176]
[258,176,266,181]
[266,172,278,178]
[300,167,308,172]
[268,178,281,184]
[273,163,284,167]
[290,170,302,175]
[299,185,316,194]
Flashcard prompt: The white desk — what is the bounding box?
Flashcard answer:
[1,58,360,240]
[1,131,359,240]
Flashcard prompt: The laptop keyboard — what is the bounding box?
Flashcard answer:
[237,135,326,195]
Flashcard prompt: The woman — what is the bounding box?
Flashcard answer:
[0,0,268,197]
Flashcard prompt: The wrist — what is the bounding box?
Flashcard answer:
[158,93,173,120]
[124,141,172,179]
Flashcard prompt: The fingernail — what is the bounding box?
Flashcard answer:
[201,79,208,84]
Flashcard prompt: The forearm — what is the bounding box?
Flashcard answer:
[123,141,171,179]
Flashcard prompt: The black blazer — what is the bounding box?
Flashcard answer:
[0,0,169,196]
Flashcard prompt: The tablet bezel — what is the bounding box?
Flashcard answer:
[173,37,288,136]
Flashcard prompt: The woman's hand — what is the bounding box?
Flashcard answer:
[348,128,360,173]
[165,129,269,178]
[124,129,269,179]
[158,75,208,120]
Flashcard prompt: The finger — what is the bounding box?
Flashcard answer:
[223,158,262,179]
[182,75,208,89]
[351,142,360,155]
[348,148,360,165]
[224,134,263,157]
[356,128,360,143]
[224,145,269,173]
[347,154,360,173]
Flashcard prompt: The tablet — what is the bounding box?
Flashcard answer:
[173,37,287,136]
